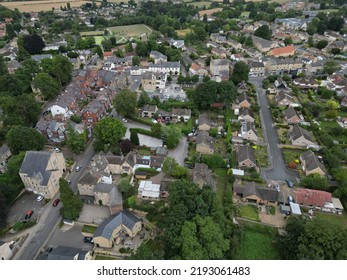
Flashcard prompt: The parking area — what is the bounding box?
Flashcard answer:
[77,204,110,225]
[6,192,47,226]
[45,223,94,253]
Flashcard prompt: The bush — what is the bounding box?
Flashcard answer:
[129,128,160,139]
[70,115,82,123]
[288,162,297,169]
[12,220,36,232]
[201,154,226,168]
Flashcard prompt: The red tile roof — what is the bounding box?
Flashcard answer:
[294,188,332,207]
[269,45,295,57]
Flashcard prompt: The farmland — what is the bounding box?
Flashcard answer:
[0,0,96,12]
[107,24,152,42]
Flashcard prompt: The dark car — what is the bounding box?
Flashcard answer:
[45,247,53,255]
[84,236,94,243]
[285,179,294,188]
[52,199,60,207]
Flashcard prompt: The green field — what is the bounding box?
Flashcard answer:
[315,212,347,230]
[188,1,212,8]
[80,31,104,37]
[214,168,228,203]
[108,24,152,41]
[234,222,281,260]
[94,36,106,45]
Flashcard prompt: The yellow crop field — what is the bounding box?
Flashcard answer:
[0,0,97,12]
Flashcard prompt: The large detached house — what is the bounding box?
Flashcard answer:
[234,181,284,206]
[290,124,316,147]
[300,150,327,176]
[93,210,142,248]
[196,131,215,155]
[19,151,66,199]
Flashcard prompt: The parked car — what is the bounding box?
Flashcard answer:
[285,179,294,188]
[36,195,44,202]
[75,165,82,172]
[52,199,60,207]
[54,147,60,153]
[25,210,33,219]
[45,247,53,255]
[83,236,94,244]
[288,195,294,203]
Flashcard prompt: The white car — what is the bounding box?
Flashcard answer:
[122,118,128,123]
[54,148,60,153]
[36,195,44,202]
[75,165,82,172]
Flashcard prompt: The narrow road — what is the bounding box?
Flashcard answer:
[250,77,298,182]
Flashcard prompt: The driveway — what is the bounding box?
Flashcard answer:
[46,223,94,252]
[168,137,188,166]
[77,204,110,225]
[250,77,299,182]
[124,120,163,147]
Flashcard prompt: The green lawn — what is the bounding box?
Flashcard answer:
[108,24,152,40]
[315,212,347,230]
[82,225,97,234]
[94,36,106,45]
[95,255,117,260]
[319,121,340,130]
[254,146,269,168]
[214,168,228,203]
[80,31,104,36]
[238,205,260,221]
[188,1,212,8]
[282,148,303,165]
[168,118,194,135]
[234,222,281,260]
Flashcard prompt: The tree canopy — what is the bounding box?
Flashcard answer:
[254,24,272,40]
[6,126,45,154]
[193,80,237,110]
[279,216,347,260]
[22,34,45,55]
[231,61,250,85]
[93,117,126,150]
[59,178,83,220]
[113,89,138,117]
[32,72,60,100]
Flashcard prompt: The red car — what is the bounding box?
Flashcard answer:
[52,199,60,207]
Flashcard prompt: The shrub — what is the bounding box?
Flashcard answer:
[288,162,297,169]
[201,154,226,169]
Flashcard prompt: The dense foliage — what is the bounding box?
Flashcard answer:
[59,178,83,220]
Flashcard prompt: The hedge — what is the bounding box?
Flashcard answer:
[129,128,161,139]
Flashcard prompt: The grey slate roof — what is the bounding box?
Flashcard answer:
[0,144,10,156]
[275,90,293,103]
[47,246,87,260]
[237,145,256,165]
[291,124,313,142]
[193,163,214,187]
[283,107,298,119]
[19,151,52,186]
[300,150,327,174]
[196,131,215,149]
[78,173,99,185]
[93,210,140,239]
[94,183,115,193]
[198,113,212,127]
[234,181,284,203]
[237,92,251,104]
[251,35,273,49]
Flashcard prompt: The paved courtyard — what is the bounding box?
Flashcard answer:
[78,204,110,225]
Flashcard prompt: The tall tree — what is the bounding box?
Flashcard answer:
[113,89,137,117]
[22,34,45,54]
[6,126,45,154]
[130,130,139,146]
[93,117,126,147]
[161,126,181,149]
[231,61,249,85]
[254,24,272,40]
[32,72,60,100]
[41,55,73,86]
[137,91,150,107]
[66,126,87,154]
[59,178,83,220]
[162,157,178,177]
